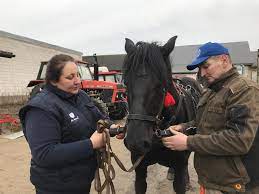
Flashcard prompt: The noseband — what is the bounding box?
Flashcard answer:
[127,88,166,127]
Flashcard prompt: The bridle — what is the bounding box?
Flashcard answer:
[126,81,188,138]
[126,87,166,131]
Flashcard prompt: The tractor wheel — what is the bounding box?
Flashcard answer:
[109,102,128,120]
[90,97,109,117]
[29,83,45,100]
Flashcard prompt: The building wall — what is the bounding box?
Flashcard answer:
[235,64,258,83]
[257,50,259,83]
[244,66,258,83]
[172,73,197,80]
[0,36,82,105]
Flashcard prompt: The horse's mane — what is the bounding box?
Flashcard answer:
[123,41,174,94]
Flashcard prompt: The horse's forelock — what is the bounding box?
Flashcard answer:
[123,41,170,89]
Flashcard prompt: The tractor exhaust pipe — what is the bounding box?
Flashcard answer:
[93,53,99,81]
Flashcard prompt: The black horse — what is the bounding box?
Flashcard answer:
[123,36,202,194]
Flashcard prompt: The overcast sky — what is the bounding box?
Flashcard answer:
[1,0,259,55]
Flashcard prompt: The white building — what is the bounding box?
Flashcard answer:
[0,30,82,105]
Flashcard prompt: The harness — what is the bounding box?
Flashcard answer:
[166,79,200,126]
[127,78,200,136]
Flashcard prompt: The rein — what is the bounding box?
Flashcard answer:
[94,120,145,194]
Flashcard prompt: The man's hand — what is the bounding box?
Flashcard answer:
[168,124,184,132]
[162,129,188,151]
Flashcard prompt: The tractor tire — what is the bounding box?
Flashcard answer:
[29,83,45,100]
[109,102,128,120]
[90,97,109,117]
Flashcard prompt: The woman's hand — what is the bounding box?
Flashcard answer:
[110,124,119,129]
[90,131,106,149]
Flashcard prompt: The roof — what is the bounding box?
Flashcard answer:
[83,41,255,73]
[83,55,124,71]
[98,71,120,75]
[0,30,82,56]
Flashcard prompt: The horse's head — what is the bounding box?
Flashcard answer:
[123,36,177,154]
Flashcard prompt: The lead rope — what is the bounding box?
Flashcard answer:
[94,120,145,194]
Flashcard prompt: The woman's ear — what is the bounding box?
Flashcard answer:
[50,81,57,86]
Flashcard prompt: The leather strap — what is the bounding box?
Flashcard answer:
[94,120,144,194]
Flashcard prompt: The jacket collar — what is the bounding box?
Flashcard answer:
[45,83,78,101]
[208,67,239,92]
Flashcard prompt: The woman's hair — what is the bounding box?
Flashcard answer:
[45,54,75,84]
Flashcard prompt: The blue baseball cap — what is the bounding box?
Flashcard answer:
[187,42,229,70]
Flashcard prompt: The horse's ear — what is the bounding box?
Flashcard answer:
[125,38,136,54]
[161,36,177,57]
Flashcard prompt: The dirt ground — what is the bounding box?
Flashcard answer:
[0,135,199,194]
[0,105,200,194]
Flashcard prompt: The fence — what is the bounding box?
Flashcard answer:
[0,87,30,105]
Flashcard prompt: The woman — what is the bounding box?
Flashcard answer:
[19,54,110,194]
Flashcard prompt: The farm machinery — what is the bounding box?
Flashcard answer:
[27,55,128,120]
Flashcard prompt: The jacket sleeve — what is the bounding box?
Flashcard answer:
[24,108,94,167]
[181,120,196,131]
[187,86,259,155]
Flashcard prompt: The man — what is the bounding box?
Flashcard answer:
[162,42,259,194]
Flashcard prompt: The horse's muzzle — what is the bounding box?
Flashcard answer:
[125,136,151,155]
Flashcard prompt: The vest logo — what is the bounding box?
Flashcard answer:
[69,113,75,118]
[69,112,79,122]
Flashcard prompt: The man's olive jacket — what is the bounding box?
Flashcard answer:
[186,68,259,192]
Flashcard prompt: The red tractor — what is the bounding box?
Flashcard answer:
[27,58,128,120]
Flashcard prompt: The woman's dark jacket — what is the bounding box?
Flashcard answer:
[19,84,108,192]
